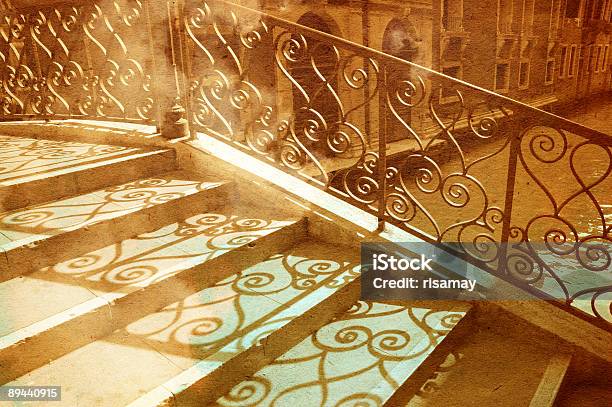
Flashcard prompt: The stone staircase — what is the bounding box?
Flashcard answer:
[0,134,609,406]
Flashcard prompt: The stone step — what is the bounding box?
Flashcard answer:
[7,240,362,406]
[212,301,471,407]
[0,135,176,212]
[528,353,572,407]
[0,211,305,384]
[404,328,563,407]
[0,171,232,282]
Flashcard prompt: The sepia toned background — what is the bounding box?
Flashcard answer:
[0,0,610,406]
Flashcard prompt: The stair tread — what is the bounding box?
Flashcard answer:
[125,240,358,368]
[0,134,170,185]
[0,170,225,250]
[406,329,556,407]
[8,240,360,406]
[214,301,470,407]
[0,211,297,341]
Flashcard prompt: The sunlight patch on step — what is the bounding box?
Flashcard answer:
[6,328,185,407]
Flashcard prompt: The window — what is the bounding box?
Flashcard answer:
[559,45,568,77]
[577,45,585,77]
[545,59,555,84]
[519,61,530,88]
[603,45,609,72]
[495,63,510,91]
[442,0,449,29]
[568,45,577,77]
[565,0,580,18]
[549,0,561,37]
[595,45,602,72]
[442,0,463,31]
[445,37,464,60]
[594,0,604,19]
[498,0,513,32]
[442,65,461,79]
[522,0,535,33]
[588,46,595,72]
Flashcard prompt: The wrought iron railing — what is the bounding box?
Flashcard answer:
[1,0,610,328]
[0,0,159,122]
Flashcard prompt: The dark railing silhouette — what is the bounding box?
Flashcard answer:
[1,0,610,328]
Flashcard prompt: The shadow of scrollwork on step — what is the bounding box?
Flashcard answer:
[0,176,221,238]
[36,213,292,290]
[118,241,360,360]
[0,211,299,339]
[0,135,136,182]
[216,301,466,407]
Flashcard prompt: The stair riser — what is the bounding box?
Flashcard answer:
[0,220,307,385]
[132,275,362,407]
[0,182,234,283]
[0,150,176,212]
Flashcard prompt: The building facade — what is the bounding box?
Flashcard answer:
[259,0,612,112]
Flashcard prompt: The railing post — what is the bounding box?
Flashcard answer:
[143,0,162,130]
[376,68,388,233]
[377,137,387,232]
[498,117,524,275]
[148,0,190,139]
[362,0,371,146]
